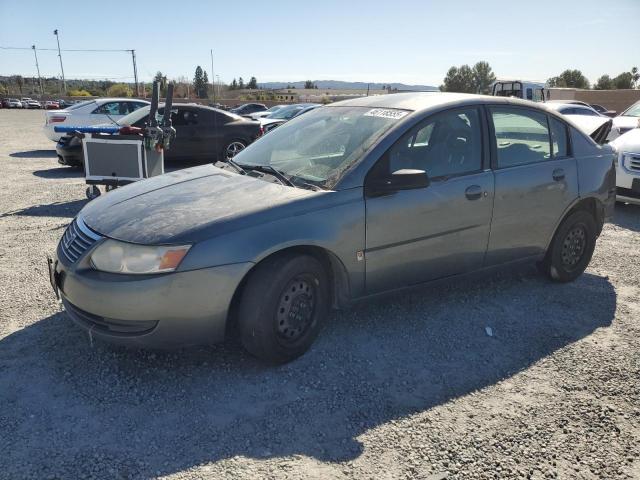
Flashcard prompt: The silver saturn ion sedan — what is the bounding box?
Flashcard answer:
[48,93,616,363]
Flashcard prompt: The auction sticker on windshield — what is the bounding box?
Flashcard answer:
[364,108,410,120]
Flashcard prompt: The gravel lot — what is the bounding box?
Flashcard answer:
[0,109,639,480]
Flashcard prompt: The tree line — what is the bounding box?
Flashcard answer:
[440,62,640,93]
[548,67,639,90]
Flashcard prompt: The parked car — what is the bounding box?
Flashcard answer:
[43,98,150,142]
[259,103,321,133]
[609,129,640,205]
[545,102,605,117]
[247,104,287,120]
[44,101,60,110]
[556,110,638,204]
[611,100,640,139]
[26,99,42,109]
[229,103,267,115]
[57,99,78,109]
[5,98,23,108]
[48,92,615,363]
[590,104,616,117]
[546,99,616,117]
[56,104,261,166]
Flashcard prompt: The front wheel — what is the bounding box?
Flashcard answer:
[237,253,330,364]
[539,210,597,283]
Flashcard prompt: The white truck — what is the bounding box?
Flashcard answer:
[491,79,547,102]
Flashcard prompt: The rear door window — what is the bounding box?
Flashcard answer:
[490,107,551,168]
[549,117,569,158]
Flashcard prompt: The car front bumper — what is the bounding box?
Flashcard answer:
[49,250,254,348]
[616,161,640,205]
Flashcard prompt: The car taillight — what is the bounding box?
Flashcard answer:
[258,125,265,137]
[49,116,66,123]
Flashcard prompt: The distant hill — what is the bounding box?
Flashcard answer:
[258,80,439,91]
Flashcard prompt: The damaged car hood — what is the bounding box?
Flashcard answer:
[79,165,321,244]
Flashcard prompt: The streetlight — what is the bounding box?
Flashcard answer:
[53,29,66,94]
[31,45,44,96]
[216,75,221,101]
[210,49,215,102]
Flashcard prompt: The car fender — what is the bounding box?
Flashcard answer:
[178,187,367,298]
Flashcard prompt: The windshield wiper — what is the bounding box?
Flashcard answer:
[241,164,294,187]
[224,157,247,175]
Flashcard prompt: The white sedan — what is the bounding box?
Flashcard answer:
[610,128,640,205]
[611,100,640,139]
[560,110,640,206]
[43,98,149,142]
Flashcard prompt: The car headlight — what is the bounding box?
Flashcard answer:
[90,239,191,274]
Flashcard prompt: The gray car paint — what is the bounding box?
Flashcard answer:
[52,92,616,348]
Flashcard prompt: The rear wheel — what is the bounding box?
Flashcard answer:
[224,140,246,159]
[540,210,597,283]
[237,253,330,364]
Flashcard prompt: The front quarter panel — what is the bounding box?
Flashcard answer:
[179,187,366,298]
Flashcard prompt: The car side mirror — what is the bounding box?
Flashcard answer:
[366,169,430,197]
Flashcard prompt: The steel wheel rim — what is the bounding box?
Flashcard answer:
[226,141,245,158]
[561,225,587,269]
[276,276,317,343]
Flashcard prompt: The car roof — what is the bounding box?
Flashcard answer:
[328,92,541,112]
[93,98,150,105]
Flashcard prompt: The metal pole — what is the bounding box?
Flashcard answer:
[210,49,215,102]
[216,75,221,101]
[53,29,66,94]
[31,45,44,96]
[130,50,139,97]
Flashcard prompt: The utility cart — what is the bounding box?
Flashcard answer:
[54,81,175,200]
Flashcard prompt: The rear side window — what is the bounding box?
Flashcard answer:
[172,109,199,126]
[490,107,551,168]
[549,117,569,158]
[93,102,120,115]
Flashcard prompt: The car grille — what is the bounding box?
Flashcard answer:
[624,153,640,173]
[59,217,102,264]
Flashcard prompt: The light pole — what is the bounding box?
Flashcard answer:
[216,75,221,101]
[210,49,215,102]
[130,50,139,97]
[53,29,66,94]
[31,45,44,96]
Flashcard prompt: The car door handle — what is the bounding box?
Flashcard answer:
[465,185,483,200]
[552,168,565,181]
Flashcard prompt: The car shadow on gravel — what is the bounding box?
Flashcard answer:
[0,267,616,478]
[0,199,87,218]
[32,166,84,179]
[9,149,57,158]
[612,203,640,232]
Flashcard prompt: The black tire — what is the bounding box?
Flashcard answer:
[223,139,247,159]
[238,253,330,364]
[540,210,597,283]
